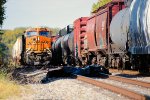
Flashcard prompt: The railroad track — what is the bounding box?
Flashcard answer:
[11,66,63,84]
[107,75,150,88]
[109,68,150,76]
[109,68,140,75]
[74,75,150,100]
[12,68,48,84]
[98,73,150,88]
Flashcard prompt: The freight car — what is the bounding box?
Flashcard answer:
[85,0,126,68]
[110,0,150,72]
[52,0,150,73]
[52,0,126,66]
[52,25,74,65]
[12,38,22,65]
[12,27,53,65]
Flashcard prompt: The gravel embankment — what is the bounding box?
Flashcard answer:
[8,78,130,100]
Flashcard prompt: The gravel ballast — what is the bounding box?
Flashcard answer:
[8,78,130,100]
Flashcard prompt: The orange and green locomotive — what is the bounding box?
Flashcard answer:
[12,27,53,65]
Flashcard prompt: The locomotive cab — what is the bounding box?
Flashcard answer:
[23,27,52,65]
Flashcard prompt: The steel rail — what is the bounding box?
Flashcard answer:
[75,75,149,100]
[108,75,150,88]
[20,70,48,78]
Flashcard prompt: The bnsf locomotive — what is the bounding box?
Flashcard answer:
[12,27,52,65]
[52,0,150,73]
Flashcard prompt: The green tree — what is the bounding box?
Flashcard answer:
[0,0,6,27]
[0,43,8,61]
[92,0,112,13]
[0,0,7,67]
[2,28,26,54]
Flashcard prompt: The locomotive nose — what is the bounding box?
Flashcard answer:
[26,36,51,53]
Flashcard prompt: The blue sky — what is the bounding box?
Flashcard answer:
[2,0,97,29]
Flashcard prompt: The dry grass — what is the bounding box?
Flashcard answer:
[0,73,21,99]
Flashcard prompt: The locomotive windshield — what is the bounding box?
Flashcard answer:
[26,31,37,37]
[39,31,49,37]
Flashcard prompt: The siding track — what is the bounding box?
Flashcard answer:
[75,75,150,100]
[108,75,150,88]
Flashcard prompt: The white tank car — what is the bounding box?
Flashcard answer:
[129,0,150,54]
[110,8,130,53]
[12,38,22,63]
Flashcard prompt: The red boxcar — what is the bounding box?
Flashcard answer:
[69,0,125,66]
[87,0,125,52]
